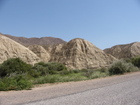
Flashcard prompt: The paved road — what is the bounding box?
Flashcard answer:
[0,72,140,105]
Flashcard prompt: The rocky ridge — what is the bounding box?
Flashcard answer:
[2,34,66,46]
[104,42,140,59]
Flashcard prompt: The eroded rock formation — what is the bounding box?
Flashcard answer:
[0,34,40,64]
[104,42,140,59]
[49,38,117,69]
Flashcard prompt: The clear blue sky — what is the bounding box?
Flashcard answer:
[0,0,140,49]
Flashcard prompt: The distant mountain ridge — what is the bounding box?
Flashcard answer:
[104,42,140,59]
[1,33,66,46]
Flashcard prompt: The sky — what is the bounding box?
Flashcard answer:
[0,0,140,49]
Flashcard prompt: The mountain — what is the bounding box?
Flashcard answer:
[2,33,66,46]
[48,38,117,69]
[104,42,140,59]
[0,34,40,64]
[0,33,117,69]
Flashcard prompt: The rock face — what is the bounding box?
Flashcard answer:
[2,34,66,46]
[28,45,50,62]
[0,34,40,64]
[104,42,140,59]
[49,38,117,69]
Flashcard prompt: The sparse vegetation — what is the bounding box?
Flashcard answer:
[109,60,139,75]
[0,57,140,91]
[0,74,32,91]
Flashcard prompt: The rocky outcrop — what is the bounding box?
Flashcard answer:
[49,38,117,69]
[28,45,50,62]
[2,33,66,46]
[104,42,140,59]
[0,34,40,64]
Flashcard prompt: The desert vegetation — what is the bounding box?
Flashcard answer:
[0,57,140,91]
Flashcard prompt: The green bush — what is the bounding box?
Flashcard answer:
[0,75,32,91]
[0,58,32,77]
[82,69,109,79]
[131,56,140,68]
[31,62,49,77]
[109,60,138,75]
[32,62,67,76]
[28,69,42,78]
[46,62,67,74]
[82,69,95,78]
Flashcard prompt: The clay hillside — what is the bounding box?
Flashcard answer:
[0,33,117,70]
[44,38,117,69]
[29,38,117,69]
[28,45,51,63]
[1,33,66,46]
[0,34,40,64]
[104,42,140,59]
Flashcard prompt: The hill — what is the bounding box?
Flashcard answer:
[104,42,140,59]
[48,38,117,69]
[0,33,117,69]
[0,34,40,64]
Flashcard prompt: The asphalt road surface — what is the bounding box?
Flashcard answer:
[0,72,140,105]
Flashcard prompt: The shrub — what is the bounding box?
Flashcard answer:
[0,75,32,91]
[46,62,67,74]
[32,62,67,76]
[82,69,95,78]
[100,67,108,73]
[109,60,138,75]
[32,62,49,77]
[0,58,32,77]
[82,69,109,79]
[60,69,80,75]
[131,56,140,68]
[28,69,42,78]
